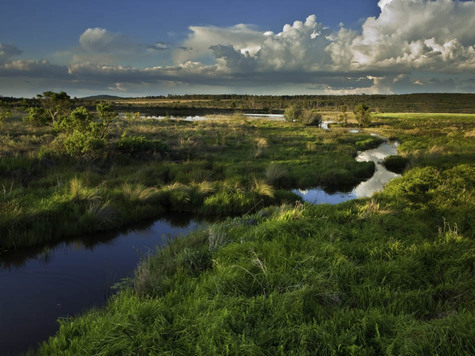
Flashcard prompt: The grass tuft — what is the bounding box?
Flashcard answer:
[251,177,274,198]
[265,163,289,187]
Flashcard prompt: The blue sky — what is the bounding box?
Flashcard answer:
[0,0,474,97]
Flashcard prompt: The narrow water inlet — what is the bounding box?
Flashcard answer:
[293,139,400,204]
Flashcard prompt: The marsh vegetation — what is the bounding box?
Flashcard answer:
[36,111,474,355]
[0,100,379,250]
[0,97,473,354]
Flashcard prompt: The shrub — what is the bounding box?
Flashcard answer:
[284,105,302,122]
[354,103,372,127]
[284,106,322,126]
[58,107,93,133]
[23,107,48,126]
[63,130,105,157]
[116,132,167,155]
[300,109,322,126]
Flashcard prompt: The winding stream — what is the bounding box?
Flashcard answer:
[293,139,400,204]
[0,124,400,355]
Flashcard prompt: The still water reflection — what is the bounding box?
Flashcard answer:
[293,140,400,204]
[0,217,200,354]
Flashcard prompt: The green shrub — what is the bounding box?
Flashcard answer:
[58,107,93,133]
[23,107,48,126]
[63,130,105,157]
[300,109,322,126]
[116,132,167,155]
[283,105,302,122]
[354,103,372,127]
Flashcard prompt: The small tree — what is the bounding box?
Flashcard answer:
[96,102,117,139]
[284,105,302,122]
[300,109,322,126]
[24,91,72,126]
[338,105,348,126]
[354,103,372,128]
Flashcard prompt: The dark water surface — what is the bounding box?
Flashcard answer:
[0,217,200,355]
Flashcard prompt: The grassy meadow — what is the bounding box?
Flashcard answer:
[29,112,474,355]
[0,112,379,250]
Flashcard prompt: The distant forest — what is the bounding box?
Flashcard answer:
[2,93,474,114]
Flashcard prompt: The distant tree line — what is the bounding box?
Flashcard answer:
[3,93,475,114]
[112,93,475,114]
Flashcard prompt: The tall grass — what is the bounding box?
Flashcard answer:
[31,112,475,354]
[2,112,473,252]
[39,162,474,354]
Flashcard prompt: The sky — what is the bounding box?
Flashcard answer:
[0,0,474,97]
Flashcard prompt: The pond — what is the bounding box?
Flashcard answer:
[0,217,201,355]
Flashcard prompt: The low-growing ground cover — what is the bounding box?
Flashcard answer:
[36,113,474,355]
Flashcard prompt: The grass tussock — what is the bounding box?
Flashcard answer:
[265,163,289,187]
[251,177,274,198]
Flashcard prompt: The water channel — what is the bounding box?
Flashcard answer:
[0,117,400,354]
[0,217,201,354]
[293,139,400,204]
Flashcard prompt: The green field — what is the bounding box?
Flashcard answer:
[18,111,472,355]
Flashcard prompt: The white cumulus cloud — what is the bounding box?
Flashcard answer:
[1,0,474,95]
[326,0,475,72]
[173,24,266,64]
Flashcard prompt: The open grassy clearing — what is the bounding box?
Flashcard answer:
[36,113,475,355]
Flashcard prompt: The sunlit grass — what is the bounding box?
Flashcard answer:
[2,110,471,354]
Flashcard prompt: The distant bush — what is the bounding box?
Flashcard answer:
[354,103,372,127]
[116,132,167,155]
[300,109,322,126]
[284,106,302,122]
[284,106,322,126]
